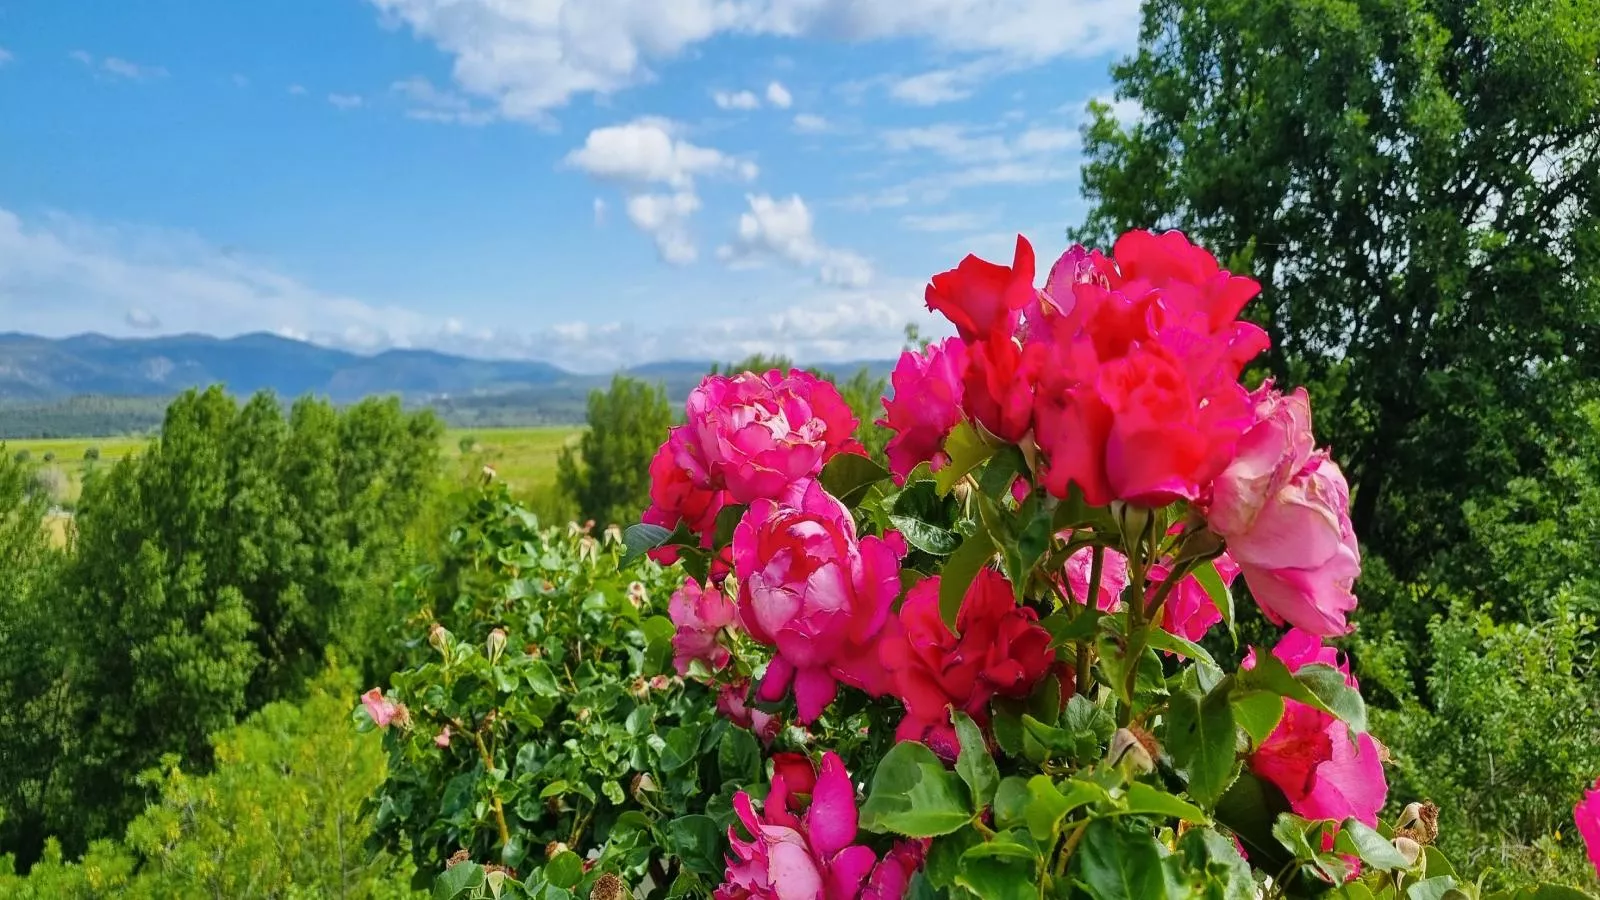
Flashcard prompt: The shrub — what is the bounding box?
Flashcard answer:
[82,446,99,462]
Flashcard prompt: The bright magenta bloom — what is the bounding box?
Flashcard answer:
[1149,551,1240,644]
[717,752,896,900]
[668,576,738,676]
[878,570,1056,759]
[642,429,730,561]
[879,338,968,484]
[677,369,862,505]
[924,235,1037,344]
[1030,231,1264,507]
[861,840,929,900]
[1207,384,1360,636]
[716,681,782,746]
[1244,630,1387,828]
[1062,541,1129,612]
[1575,778,1600,878]
[733,480,904,723]
[361,688,399,729]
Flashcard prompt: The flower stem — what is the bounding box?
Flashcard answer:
[1054,819,1090,878]
[1076,546,1106,697]
[473,730,511,851]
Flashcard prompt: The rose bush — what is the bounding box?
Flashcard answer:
[371,230,1600,900]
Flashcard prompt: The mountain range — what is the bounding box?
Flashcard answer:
[0,332,896,436]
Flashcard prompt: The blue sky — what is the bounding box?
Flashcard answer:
[0,0,1140,371]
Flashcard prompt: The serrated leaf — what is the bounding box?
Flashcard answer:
[1333,818,1412,871]
[1191,559,1235,643]
[888,514,961,555]
[821,453,891,506]
[1145,628,1217,665]
[934,421,996,495]
[619,523,672,567]
[952,711,1000,810]
[1079,819,1171,900]
[1023,775,1107,842]
[939,530,995,631]
[433,862,486,900]
[1235,652,1366,732]
[1232,691,1284,745]
[668,814,725,876]
[712,503,748,547]
[1407,877,1462,900]
[1121,781,1208,823]
[860,741,974,837]
[544,851,584,889]
[1166,687,1238,809]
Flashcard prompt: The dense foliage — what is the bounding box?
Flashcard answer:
[557,375,675,528]
[0,387,443,867]
[0,668,419,898]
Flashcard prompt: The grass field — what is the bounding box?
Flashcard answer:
[8,426,583,546]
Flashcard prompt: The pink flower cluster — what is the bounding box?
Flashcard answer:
[1576,779,1600,878]
[717,751,926,900]
[361,687,406,729]
[1244,630,1387,828]
[1062,540,1241,646]
[883,230,1360,637]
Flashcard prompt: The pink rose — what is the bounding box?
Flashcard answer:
[1575,778,1600,878]
[878,338,968,484]
[733,481,905,723]
[924,235,1038,343]
[434,725,452,748]
[678,370,863,505]
[1149,551,1241,645]
[716,752,884,900]
[878,570,1056,759]
[716,681,782,746]
[962,333,1042,444]
[1063,541,1129,612]
[1244,630,1387,828]
[1205,385,1360,636]
[668,577,738,677]
[642,430,730,560]
[361,687,399,729]
[861,840,930,900]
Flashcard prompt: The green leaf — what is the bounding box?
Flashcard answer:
[992,777,1032,832]
[952,712,1000,810]
[935,421,996,496]
[1144,628,1217,665]
[1040,607,1104,646]
[524,660,562,698]
[939,530,995,631]
[1333,819,1413,871]
[1232,691,1284,745]
[1165,686,1238,809]
[1078,819,1171,900]
[1407,877,1462,900]
[620,523,672,567]
[1121,782,1208,823]
[668,814,726,876]
[955,841,1037,900]
[821,452,892,506]
[712,503,748,547]
[433,862,486,900]
[1172,828,1255,900]
[543,851,583,889]
[658,726,702,772]
[717,727,761,785]
[1191,559,1235,641]
[1023,775,1107,842]
[888,514,962,555]
[1235,652,1366,732]
[860,741,975,837]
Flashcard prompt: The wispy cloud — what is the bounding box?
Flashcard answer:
[326,92,364,110]
[70,51,168,81]
[392,76,496,124]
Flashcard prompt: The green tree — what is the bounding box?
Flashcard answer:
[1074,0,1600,612]
[557,375,673,527]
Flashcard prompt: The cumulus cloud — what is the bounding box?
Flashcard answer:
[764,81,792,108]
[70,51,167,81]
[364,0,1138,120]
[392,75,496,124]
[625,192,701,265]
[712,89,761,110]
[718,194,873,288]
[327,92,364,109]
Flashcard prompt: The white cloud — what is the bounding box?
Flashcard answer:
[625,191,701,265]
[593,197,607,225]
[765,81,792,109]
[890,70,971,105]
[718,194,873,288]
[877,120,1079,193]
[713,89,761,110]
[70,51,168,81]
[288,83,307,96]
[327,92,364,109]
[792,113,829,133]
[124,308,161,330]
[391,75,496,124]
[1089,92,1144,127]
[364,0,1138,120]
[564,118,756,189]
[900,211,989,232]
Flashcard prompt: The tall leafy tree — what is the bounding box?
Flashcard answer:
[1074,0,1600,608]
[557,375,674,527]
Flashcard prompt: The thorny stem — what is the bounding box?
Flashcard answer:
[1054,819,1091,878]
[1077,546,1106,697]
[473,730,511,850]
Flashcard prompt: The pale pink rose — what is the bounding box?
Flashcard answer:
[1575,778,1600,878]
[716,681,782,746]
[715,752,888,900]
[1244,630,1387,829]
[1207,383,1315,536]
[361,687,399,729]
[677,370,863,505]
[434,725,452,748]
[668,577,738,676]
[733,481,904,723]
[878,338,968,484]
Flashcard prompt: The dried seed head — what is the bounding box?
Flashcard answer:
[1393,836,1422,867]
[1394,801,1439,845]
[591,873,629,900]
[1109,727,1155,775]
[446,849,471,869]
[545,841,570,860]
